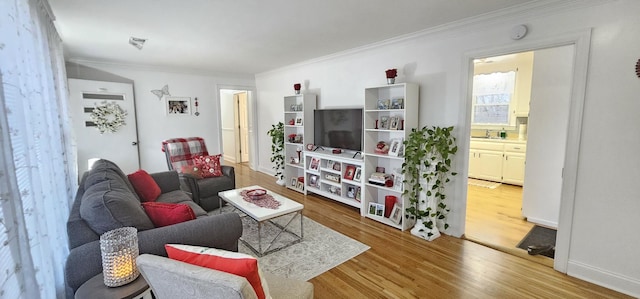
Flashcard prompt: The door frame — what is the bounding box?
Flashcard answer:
[216,84,258,170]
[458,29,592,273]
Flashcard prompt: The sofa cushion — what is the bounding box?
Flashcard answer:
[156,190,207,217]
[84,159,141,202]
[193,154,223,178]
[128,170,162,202]
[142,202,196,227]
[80,180,154,234]
[165,244,270,299]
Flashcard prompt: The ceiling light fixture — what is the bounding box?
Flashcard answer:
[128,37,147,50]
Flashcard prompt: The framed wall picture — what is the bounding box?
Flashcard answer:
[166,97,191,115]
[390,204,402,224]
[388,138,403,157]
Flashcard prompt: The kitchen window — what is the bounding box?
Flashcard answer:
[471,71,516,126]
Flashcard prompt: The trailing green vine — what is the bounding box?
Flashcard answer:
[402,126,457,238]
[267,122,285,180]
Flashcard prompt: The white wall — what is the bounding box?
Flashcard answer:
[255,1,640,296]
[71,62,255,173]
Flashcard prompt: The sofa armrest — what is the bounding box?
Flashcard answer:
[222,166,235,188]
[65,212,243,296]
[177,173,199,203]
[150,170,181,193]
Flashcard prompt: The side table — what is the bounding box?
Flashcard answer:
[75,273,152,299]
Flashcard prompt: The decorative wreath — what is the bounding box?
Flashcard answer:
[90,102,127,134]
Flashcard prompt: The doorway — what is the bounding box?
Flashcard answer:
[219,89,252,166]
[465,45,575,266]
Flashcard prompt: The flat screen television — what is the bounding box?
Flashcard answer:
[314,108,363,151]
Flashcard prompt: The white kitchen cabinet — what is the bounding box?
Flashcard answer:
[469,150,503,182]
[502,143,527,186]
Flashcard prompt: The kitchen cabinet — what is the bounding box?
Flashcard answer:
[502,144,527,185]
[469,139,526,186]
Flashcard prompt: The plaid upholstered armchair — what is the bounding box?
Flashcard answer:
[162,137,235,211]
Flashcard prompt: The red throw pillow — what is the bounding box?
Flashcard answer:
[192,154,223,178]
[141,202,196,227]
[127,170,161,202]
[165,244,270,299]
[179,165,203,179]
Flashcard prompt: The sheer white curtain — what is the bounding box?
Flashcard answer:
[0,0,77,298]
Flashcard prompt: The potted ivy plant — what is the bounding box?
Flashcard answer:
[267,121,286,185]
[402,126,457,241]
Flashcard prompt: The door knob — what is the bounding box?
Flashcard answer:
[131,141,138,146]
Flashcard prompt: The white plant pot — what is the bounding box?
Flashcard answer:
[411,218,441,241]
[276,178,286,186]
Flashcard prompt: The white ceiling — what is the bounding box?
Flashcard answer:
[50,0,538,75]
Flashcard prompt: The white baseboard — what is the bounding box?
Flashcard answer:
[223,155,236,164]
[567,260,640,297]
[525,216,558,229]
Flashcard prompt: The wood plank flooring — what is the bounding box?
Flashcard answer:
[464,183,554,266]
[231,163,630,298]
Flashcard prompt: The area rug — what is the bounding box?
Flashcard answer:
[468,178,501,189]
[228,210,369,281]
[516,225,557,259]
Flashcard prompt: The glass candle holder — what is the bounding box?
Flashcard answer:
[100,227,140,287]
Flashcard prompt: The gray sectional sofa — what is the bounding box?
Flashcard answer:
[64,159,242,298]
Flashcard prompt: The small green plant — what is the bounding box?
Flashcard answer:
[402,126,457,239]
[267,122,285,181]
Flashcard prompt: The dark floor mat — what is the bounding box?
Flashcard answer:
[516,225,557,259]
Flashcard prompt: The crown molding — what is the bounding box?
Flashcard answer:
[67,58,255,80]
[256,0,613,77]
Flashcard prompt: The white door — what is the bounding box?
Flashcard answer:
[521,45,574,227]
[68,79,140,174]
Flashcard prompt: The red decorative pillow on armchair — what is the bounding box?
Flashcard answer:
[192,154,223,178]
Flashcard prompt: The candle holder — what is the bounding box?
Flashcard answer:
[100,227,140,287]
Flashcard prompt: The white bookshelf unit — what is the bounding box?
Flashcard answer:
[362,83,419,230]
[283,94,316,193]
[304,149,364,211]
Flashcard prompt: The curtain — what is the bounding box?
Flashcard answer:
[0,0,78,298]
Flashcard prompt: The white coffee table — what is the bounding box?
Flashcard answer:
[218,186,304,256]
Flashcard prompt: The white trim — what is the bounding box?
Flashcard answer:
[567,261,640,298]
[525,217,558,229]
[458,29,593,274]
[216,84,258,171]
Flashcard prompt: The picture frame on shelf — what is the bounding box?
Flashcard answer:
[327,160,335,170]
[388,138,403,157]
[389,117,400,130]
[296,181,304,190]
[393,173,404,191]
[354,167,362,182]
[295,117,303,126]
[309,157,320,171]
[291,178,297,187]
[379,116,389,129]
[309,174,318,188]
[347,186,356,199]
[389,204,402,224]
[355,187,361,202]
[344,165,356,180]
[391,98,404,109]
[377,98,390,110]
[376,204,384,217]
[325,173,341,183]
[333,162,341,171]
[368,202,377,215]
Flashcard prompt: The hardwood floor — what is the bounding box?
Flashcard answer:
[232,163,630,298]
[464,183,554,267]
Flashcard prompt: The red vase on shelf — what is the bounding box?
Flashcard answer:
[384,195,397,218]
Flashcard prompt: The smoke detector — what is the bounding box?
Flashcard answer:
[129,37,147,50]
